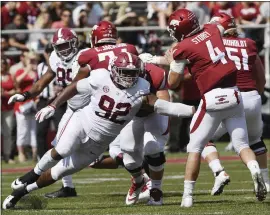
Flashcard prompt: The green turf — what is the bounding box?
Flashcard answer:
[1,141,270,215]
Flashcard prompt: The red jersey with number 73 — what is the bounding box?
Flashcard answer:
[223,36,257,91]
[77,43,138,71]
[173,24,237,95]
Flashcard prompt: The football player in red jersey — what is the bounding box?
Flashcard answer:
[166,9,267,207]
[201,13,269,195]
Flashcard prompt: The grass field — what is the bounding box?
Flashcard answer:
[1,141,270,215]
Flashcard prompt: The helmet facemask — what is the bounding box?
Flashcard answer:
[53,38,78,61]
[112,66,140,89]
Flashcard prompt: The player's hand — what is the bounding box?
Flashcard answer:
[35,105,56,123]
[8,94,26,104]
[139,53,155,63]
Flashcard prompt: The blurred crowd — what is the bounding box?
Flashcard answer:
[1,1,270,163]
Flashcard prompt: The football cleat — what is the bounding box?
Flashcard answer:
[2,188,28,209]
[180,194,193,208]
[147,188,163,206]
[211,171,230,196]
[11,170,40,191]
[44,186,77,198]
[138,174,152,202]
[126,177,146,205]
[11,178,25,190]
[252,172,267,201]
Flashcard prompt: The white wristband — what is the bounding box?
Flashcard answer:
[169,60,187,74]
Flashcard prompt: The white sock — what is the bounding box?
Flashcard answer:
[151,180,162,190]
[26,182,39,193]
[34,149,58,176]
[62,175,74,188]
[261,168,269,183]
[208,159,223,175]
[183,180,196,196]
[247,160,261,175]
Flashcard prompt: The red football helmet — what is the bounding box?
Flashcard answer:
[167,9,200,41]
[52,28,78,61]
[110,52,143,89]
[210,13,237,35]
[90,21,117,47]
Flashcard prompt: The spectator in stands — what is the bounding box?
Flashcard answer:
[4,14,29,51]
[147,2,173,28]
[16,1,41,29]
[9,51,28,77]
[186,2,210,25]
[73,2,103,27]
[51,8,73,29]
[209,2,236,17]
[47,2,65,22]
[1,37,9,51]
[102,2,128,22]
[14,51,39,163]
[1,2,16,29]
[29,11,52,49]
[1,57,18,163]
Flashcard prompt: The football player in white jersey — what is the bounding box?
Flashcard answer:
[3,52,195,209]
[8,27,88,197]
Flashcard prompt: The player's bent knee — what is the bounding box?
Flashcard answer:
[144,141,163,155]
[186,143,203,153]
[250,140,268,156]
[144,152,166,167]
[201,145,217,160]
[50,166,61,181]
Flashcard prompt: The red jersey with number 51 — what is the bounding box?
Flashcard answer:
[173,24,237,95]
[223,37,257,91]
[77,43,138,71]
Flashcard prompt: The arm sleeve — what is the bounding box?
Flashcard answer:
[154,99,194,118]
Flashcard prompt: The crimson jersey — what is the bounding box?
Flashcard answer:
[77,43,138,70]
[223,37,257,91]
[173,24,237,95]
[143,63,167,94]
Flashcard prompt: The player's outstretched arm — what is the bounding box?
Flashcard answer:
[35,77,93,123]
[8,67,55,104]
[141,94,195,118]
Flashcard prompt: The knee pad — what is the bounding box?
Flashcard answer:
[250,140,268,156]
[144,152,166,167]
[201,144,217,160]
[51,167,61,181]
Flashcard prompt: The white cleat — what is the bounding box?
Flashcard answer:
[252,172,267,201]
[147,188,163,206]
[126,177,146,205]
[181,195,193,208]
[138,177,151,202]
[211,171,230,196]
[2,188,28,209]
[11,178,25,190]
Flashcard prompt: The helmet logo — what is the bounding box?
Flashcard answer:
[170,19,180,27]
